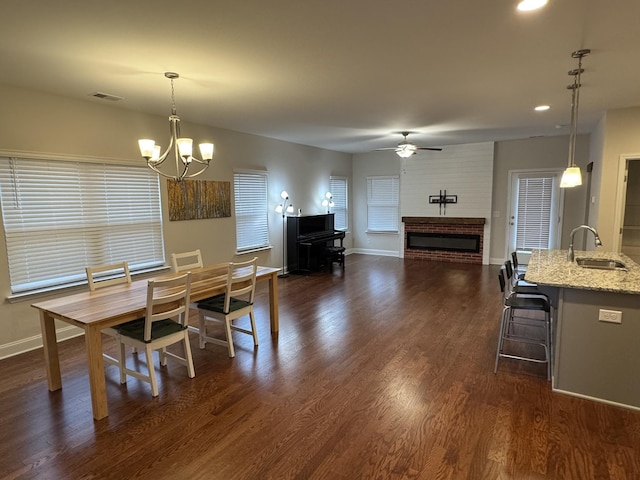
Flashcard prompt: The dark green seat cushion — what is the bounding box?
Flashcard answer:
[118,318,186,343]
[197,294,252,315]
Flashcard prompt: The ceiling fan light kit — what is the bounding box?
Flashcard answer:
[376,131,442,157]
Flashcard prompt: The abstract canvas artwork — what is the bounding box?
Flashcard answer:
[167,179,231,221]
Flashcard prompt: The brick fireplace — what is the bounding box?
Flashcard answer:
[402,217,486,264]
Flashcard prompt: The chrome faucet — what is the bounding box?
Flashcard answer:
[568,225,603,262]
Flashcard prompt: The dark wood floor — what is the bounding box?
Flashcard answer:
[1,255,639,480]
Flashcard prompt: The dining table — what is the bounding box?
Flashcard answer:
[32,263,281,420]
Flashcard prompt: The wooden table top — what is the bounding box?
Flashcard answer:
[32,264,280,329]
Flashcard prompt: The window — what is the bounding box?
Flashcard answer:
[512,174,559,251]
[330,176,348,231]
[0,156,164,295]
[367,176,399,233]
[234,171,269,252]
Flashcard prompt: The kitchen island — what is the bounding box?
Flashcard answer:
[526,249,640,410]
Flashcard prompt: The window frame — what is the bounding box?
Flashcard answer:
[329,176,348,231]
[0,155,165,297]
[233,170,270,253]
[366,175,400,233]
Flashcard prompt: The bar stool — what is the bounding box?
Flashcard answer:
[495,268,552,380]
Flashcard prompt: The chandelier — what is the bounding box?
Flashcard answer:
[138,72,214,181]
[560,49,590,188]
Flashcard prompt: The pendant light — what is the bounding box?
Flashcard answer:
[560,49,590,188]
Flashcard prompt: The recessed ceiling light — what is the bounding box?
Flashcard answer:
[517,0,548,12]
[535,105,550,111]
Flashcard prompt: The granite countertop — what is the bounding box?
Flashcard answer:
[525,249,640,295]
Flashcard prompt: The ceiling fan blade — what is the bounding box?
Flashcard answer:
[375,147,399,151]
[416,147,443,151]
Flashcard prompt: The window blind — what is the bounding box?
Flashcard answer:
[330,176,348,230]
[515,176,554,250]
[0,157,164,294]
[234,171,269,251]
[367,176,399,232]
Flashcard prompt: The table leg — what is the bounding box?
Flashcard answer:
[268,272,279,334]
[39,311,62,391]
[85,326,108,420]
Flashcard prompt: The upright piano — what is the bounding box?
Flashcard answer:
[286,213,345,274]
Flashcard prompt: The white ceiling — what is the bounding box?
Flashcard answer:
[2,0,639,154]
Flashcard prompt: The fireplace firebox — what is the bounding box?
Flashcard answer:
[406,232,480,253]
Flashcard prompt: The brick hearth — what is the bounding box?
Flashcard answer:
[402,217,485,264]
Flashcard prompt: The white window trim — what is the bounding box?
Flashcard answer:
[233,169,270,253]
[366,175,400,233]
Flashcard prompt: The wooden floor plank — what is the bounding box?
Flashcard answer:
[1,255,639,479]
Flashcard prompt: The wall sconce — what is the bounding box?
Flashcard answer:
[275,190,294,277]
[321,192,335,213]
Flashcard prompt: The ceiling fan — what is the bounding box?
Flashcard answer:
[376,132,442,158]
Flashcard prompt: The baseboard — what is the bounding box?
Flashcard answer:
[552,387,640,412]
[0,325,84,360]
[349,248,400,257]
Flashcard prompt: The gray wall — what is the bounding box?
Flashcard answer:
[0,83,352,357]
[490,135,590,263]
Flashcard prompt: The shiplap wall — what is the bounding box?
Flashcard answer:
[400,142,494,264]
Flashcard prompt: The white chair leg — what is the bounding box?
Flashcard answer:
[224,319,235,358]
[183,333,195,378]
[146,345,159,397]
[160,347,167,367]
[249,311,259,346]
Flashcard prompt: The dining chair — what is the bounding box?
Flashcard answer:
[85,262,138,368]
[196,257,258,357]
[171,249,203,273]
[117,272,195,397]
[495,268,552,380]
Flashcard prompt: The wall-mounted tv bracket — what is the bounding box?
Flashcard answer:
[428,190,457,215]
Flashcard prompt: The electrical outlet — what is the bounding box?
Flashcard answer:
[599,309,622,324]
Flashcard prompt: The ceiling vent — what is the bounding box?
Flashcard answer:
[89,92,123,101]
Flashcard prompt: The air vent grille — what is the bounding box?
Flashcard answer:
[89,92,123,101]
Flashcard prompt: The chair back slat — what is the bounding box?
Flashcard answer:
[171,249,203,273]
[145,272,192,341]
[86,262,131,291]
[224,257,258,312]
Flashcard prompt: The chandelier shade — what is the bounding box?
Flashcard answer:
[138,72,214,181]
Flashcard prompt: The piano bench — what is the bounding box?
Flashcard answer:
[325,246,345,271]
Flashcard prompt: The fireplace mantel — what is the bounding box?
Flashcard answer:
[402,217,485,225]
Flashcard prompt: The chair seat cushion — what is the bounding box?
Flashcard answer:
[506,295,550,312]
[118,318,186,343]
[197,294,252,314]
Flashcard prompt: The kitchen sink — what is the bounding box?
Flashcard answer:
[575,257,627,271]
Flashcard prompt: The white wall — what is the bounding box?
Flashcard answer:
[401,142,494,264]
